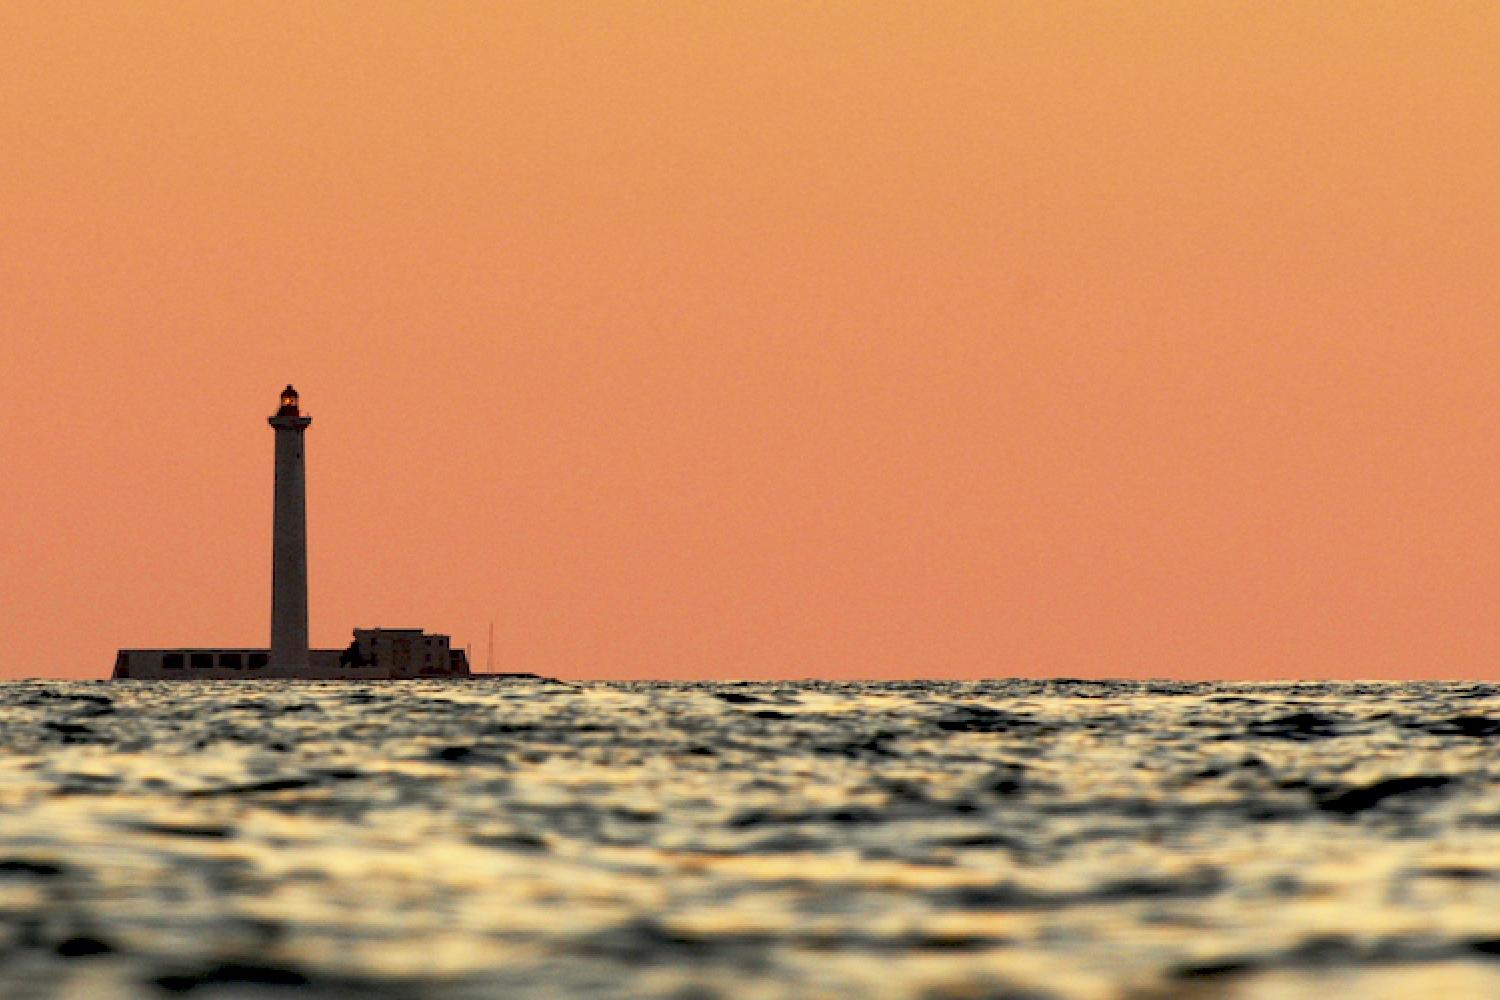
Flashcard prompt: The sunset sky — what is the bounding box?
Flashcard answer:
[4,3,1499,680]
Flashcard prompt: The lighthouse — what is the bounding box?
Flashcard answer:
[110,386,472,680]
[268,385,312,673]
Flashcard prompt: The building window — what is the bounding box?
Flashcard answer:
[219,653,243,669]
[190,653,213,669]
[249,653,269,669]
[164,653,185,670]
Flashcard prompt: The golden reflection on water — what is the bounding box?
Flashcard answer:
[3,680,1500,998]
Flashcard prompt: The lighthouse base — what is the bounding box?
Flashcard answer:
[111,629,470,680]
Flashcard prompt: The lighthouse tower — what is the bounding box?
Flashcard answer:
[268,385,312,674]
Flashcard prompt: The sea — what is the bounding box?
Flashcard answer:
[4,679,1500,999]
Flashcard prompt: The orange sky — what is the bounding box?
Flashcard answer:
[3,3,1499,680]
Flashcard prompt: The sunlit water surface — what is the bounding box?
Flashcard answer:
[5,680,1500,998]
